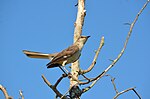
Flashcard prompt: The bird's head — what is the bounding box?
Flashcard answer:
[77,35,90,44]
[75,35,90,49]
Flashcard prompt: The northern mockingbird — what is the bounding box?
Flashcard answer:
[23,35,90,69]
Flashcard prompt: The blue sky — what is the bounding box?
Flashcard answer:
[0,0,150,99]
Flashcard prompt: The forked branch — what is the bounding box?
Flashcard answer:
[113,87,141,99]
[41,75,68,99]
[106,74,141,99]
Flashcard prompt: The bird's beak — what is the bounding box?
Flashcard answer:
[80,35,90,38]
[87,36,91,38]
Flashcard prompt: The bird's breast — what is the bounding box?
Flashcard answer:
[66,51,81,64]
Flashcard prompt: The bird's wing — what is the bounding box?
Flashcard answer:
[46,45,79,66]
[23,50,58,60]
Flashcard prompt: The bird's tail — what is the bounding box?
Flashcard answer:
[46,62,60,68]
[23,50,58,60]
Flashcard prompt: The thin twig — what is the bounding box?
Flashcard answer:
[80,36,104,74]
[19,90,24,99]
[60,87,72,99]
[79,71,105,85]
[54,74,67,88]
[80,73,91,81]
[111,78,118,94]
[60,83,79,99]
[41,75,68,99]
[106,75,142,99]
[105,74,119,94]
[113,87,136,99]
[82,78,99,93]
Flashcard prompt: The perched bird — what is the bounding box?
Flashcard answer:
[23,35,90,69]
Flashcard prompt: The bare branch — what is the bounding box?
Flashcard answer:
[70,1,86,98]
[60,87,72,99]
[68,73,84,84]
[19,90,24,99]
[54,74,67,88]
[105,74,119,94]
[101,0,150,78]
[41,75,68,99]
[113,87,138,99]
[0,84,13,99]
[111,78,119,94]
[81,74,117,93]
[82,77,99,93]
[80,36,104,74]
[114,88,133,98]
[99,0,150,80]
[60,83,79,99]
[79,71,104,85]
[73,0,86,40]
[107,75,142,99]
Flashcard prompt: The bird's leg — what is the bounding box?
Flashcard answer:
[58,66,67,75]
[58,60,69,75]
[63,67,69,73]
[62,60,69,73]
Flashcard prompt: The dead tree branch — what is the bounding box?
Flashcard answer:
[106,74,141,99]
[113,87,141,99]
[41,75,68,99]
[105,74,119,94]
[54,74,68,88]
[70,0,86,87]
[97,0,150,80]
[19,90,24,99]
[81,77,99,93]
[111,78,118,94]
[69,0,86,98]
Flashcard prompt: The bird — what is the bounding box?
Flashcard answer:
[23,35,90,69]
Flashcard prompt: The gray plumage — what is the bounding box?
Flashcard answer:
[23,35,90,68]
